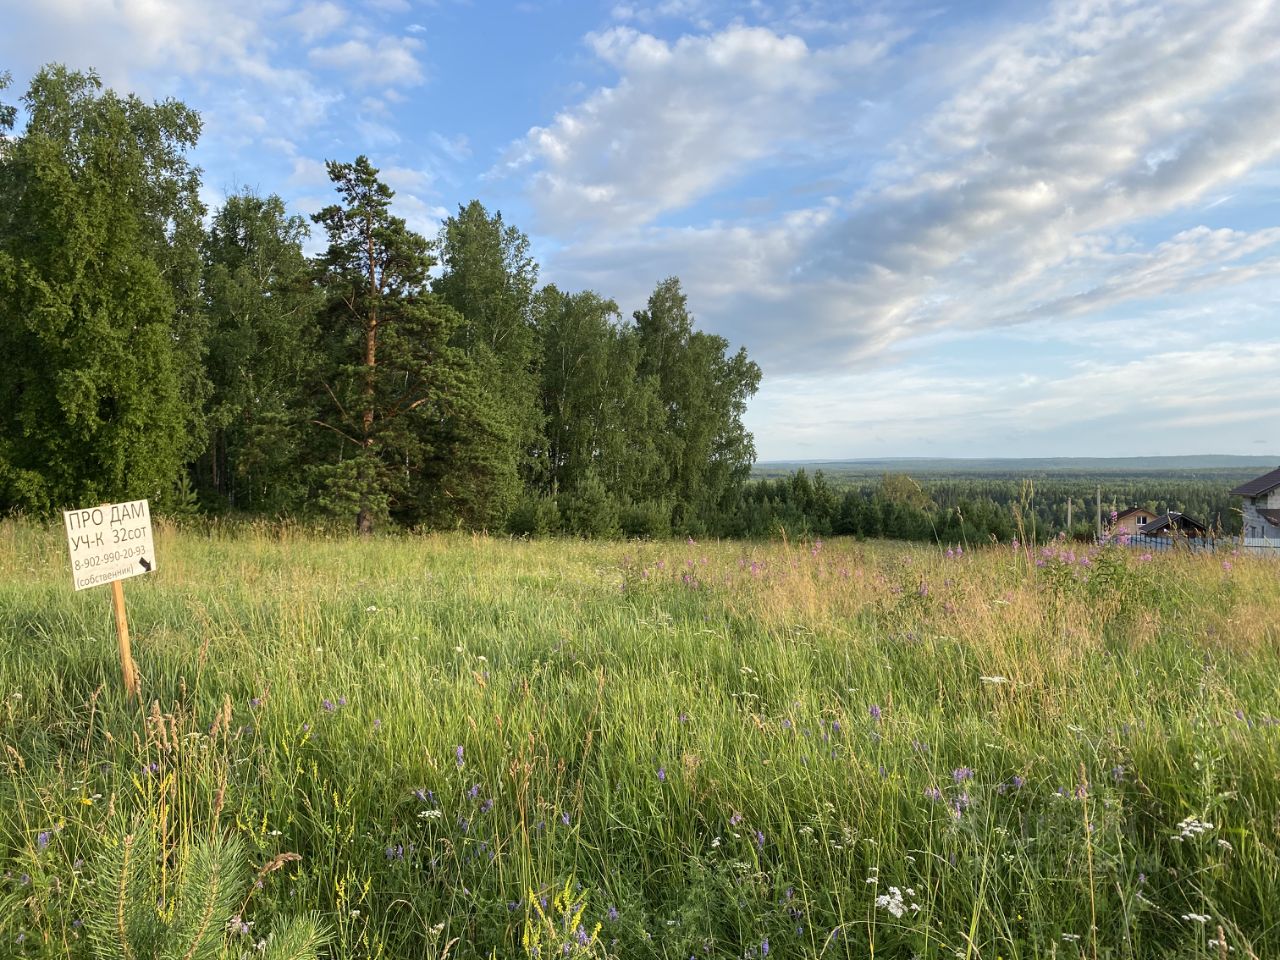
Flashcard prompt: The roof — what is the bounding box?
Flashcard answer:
[1140,512,1208,535]
[1114,506,1154,521]
[1230,466,1280,498]
[1259,508,1280,527]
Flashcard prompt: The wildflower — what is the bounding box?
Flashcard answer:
[979,676,1008,685]
[1182,913,1212,924]
[249,697,262,709]
[608,906,619,922]
[730,812,743,826]
[337,696,347,707]
[480,798,494,814]
[37,831,50,850]
[868,704,882,722]
[755,830,765,849]
[952,767,974,782]
[455,745,465,768]
[924,786,943,802]
[1222,560,1233,572]
[322,699,335,712]
[657,767,666,782]
[561,812,571,826]
[373,718,382,730]
[469,783,480,799]
[875,886,916,918]
[1172,816,1214,840]
[385,844,404,861]
[762,939,769,956]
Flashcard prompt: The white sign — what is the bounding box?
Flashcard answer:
[63,499,157,591]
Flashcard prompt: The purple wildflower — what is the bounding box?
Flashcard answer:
[37,831,50,850]
[480,798,494,814]
[755,830,765,849]
[952,766,974,782]
[657,767,666,782]
[924,786,943,802]
[249,697,262,709]
[455,745,464,768]
[762,939,769,956]
[469,783,480,799]
[337,696,347,707]
[322,699,335,712]
[868,704,882,722]
[561,811,571,826]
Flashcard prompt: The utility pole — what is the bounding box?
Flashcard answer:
[1096,485,1102,539]
[1067,496,1073,532]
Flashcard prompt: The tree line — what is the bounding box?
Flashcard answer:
[734,468,1252,543]
[0,66,761,537]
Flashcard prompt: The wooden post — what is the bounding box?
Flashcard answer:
[110,579,141,700]
[1067,496,1073,532]
[1096,485,1102,539]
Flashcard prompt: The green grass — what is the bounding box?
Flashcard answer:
[1,519,1279,958]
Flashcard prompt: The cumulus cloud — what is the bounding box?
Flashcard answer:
[308,36,425,88]
[498,23,888,231]
[530,0,1280,381]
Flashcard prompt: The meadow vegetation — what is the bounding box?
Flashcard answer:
[1,519,1278,958]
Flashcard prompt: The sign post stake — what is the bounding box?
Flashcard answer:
[64,498,156,700]
[110,579,141,700]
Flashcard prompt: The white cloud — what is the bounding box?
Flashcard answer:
[535,0,1280,383]
[750,341,1280,458]
[308,36,425,89]
[499,24,887,231]
[285,1,348,43]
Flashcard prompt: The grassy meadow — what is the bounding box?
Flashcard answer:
[1,519,1279,958]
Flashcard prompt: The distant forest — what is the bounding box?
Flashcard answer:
[738,464,1266,542]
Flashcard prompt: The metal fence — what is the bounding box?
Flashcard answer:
[1103,533,1280,555]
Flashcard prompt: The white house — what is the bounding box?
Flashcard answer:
[1230,467,1280,540]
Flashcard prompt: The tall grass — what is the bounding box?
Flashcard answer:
[1,519,1278,958]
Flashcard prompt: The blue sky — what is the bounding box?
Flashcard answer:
[4,0,1280,461]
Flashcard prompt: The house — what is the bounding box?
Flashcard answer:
[1138,512,1208,539]
[1230,466,1280,540]
[1109,506,1158,535]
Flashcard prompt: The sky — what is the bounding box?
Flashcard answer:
[3,0,1280,462]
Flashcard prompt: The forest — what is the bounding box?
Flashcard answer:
[0,66,760,537]
[737,465,1260,542]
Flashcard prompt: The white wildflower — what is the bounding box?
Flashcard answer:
[1181,913,1211,924]
[874,886,918,919]
[979,676,1008,685]
[1061,933,1081,943]
[1172,816,1214,840]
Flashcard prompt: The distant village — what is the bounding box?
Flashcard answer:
[1105,466,1280,551]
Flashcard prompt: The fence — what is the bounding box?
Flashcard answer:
[1104,533,1280,556]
